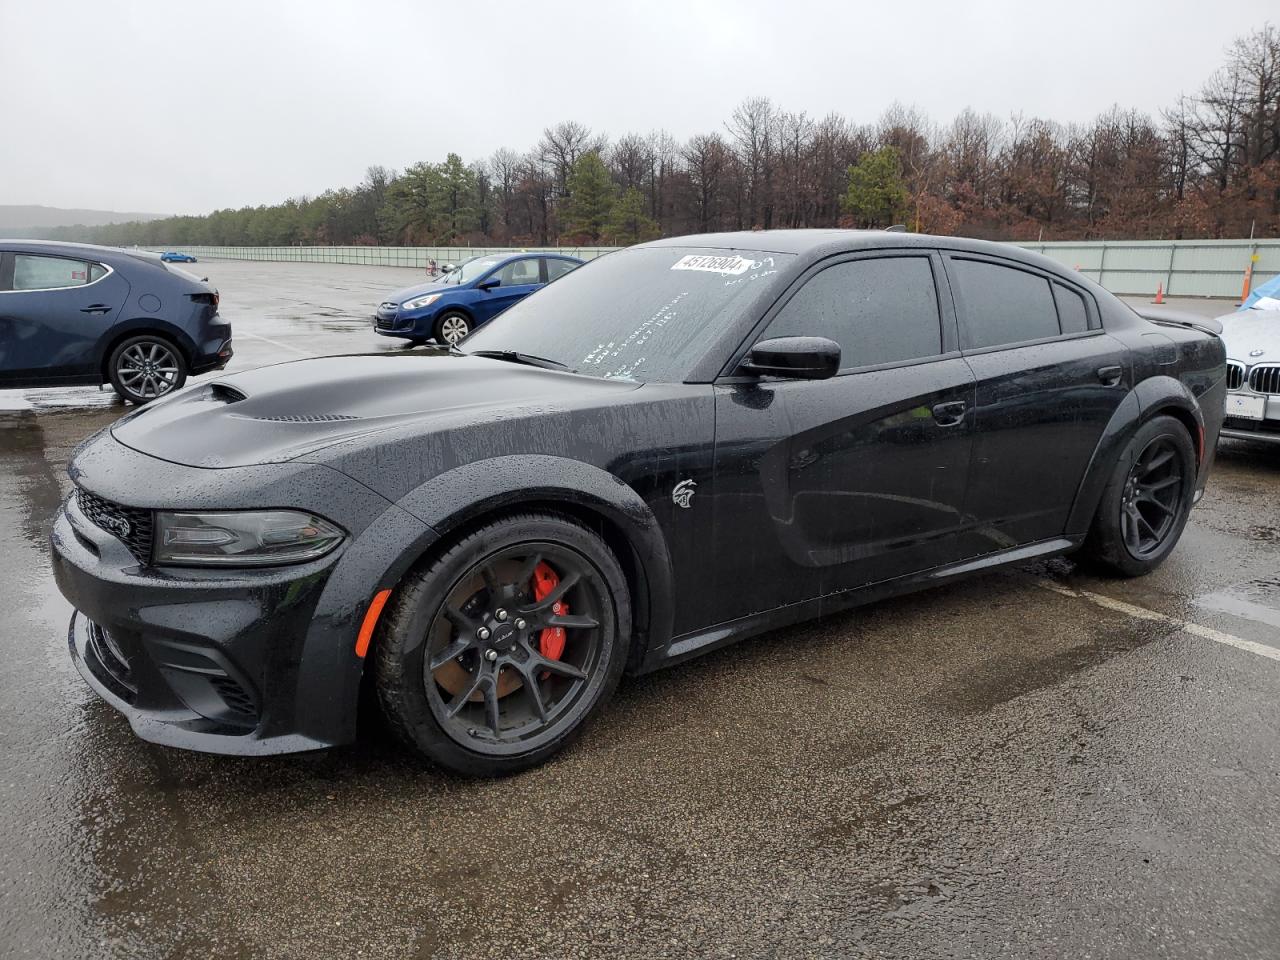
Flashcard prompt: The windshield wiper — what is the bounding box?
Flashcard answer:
[467,349,568,371]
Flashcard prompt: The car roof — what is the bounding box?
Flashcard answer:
[637,229,1075,279]
[0,238,166,264]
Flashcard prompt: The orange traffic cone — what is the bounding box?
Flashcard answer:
[1152,282,1165,304]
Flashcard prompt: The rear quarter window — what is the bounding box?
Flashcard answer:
[1052,282,1090,334]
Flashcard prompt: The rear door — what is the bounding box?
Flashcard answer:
[0,251,130,385]
[945,253,1130,546]
[708,251,977,624]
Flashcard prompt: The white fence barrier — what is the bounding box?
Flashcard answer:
[147,239,1280,298]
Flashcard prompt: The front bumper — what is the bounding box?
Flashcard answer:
[373,308,433,339]
[53,495,345,755]
[50,431,436,756]
[1220,413,1280,444]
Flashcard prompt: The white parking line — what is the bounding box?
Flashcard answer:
[236,331,316,358]
[1036,580,1280,664]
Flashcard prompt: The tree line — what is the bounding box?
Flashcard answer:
[43,24,1280,248]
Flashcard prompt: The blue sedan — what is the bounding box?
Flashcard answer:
[374,252,582,345]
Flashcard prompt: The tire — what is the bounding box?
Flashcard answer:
[106,335,188,405]
[433,311,472,346]
[374,512,631,777]
[1079,415,1197,577]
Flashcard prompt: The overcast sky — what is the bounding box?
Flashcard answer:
[1,0,1274,215]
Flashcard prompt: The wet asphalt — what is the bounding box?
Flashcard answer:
[1,261,1278,960]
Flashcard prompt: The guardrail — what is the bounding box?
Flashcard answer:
[144,245,617,268]
[146,239,1280,298]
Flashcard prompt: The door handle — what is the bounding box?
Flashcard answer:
[1097,365,1123,386]
[931,400,967,426]
[80,304,112,314]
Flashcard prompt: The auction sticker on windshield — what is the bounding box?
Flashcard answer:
[670,254,756,275]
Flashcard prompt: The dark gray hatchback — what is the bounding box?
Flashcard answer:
[0,239,232,403]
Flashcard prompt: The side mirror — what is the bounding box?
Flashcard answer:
[477,277,501,291]
[739,336,841,380]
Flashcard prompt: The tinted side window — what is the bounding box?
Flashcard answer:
[951,259,1059,350]
[763,257,942,369]
[546,258,577,281]
[13,254,94,291]
[499,258,541,286]
[1053,282,1089,334]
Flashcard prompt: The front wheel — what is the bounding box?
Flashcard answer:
[1080,415,1197,577]
[107,335,187,405]
[433,311,471,346]
[374,512,631,776]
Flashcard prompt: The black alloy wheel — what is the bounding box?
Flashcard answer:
[1118,435,1186,559]
[1080,415,1196,578]
[374,513,630,776]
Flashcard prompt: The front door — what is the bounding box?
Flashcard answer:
[476,257,543,323]
[0,251,130,385]
[709,252,977,625]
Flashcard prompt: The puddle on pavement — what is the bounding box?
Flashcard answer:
[1195,579,1280,632]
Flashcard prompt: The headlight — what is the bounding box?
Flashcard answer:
[402,293,442,311]
[154,510,346,566]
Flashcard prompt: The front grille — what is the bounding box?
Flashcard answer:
[1226,362,1245,390]
[76,488,153,564]
[1248,364,1280,396]
[375,316,398,330]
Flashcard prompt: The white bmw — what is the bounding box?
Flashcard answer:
[1219,294,1280,444]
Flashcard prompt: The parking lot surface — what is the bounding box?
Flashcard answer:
[1,260,1278,960]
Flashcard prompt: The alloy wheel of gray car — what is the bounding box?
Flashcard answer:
[374,512,631,777]
[107,335,188,405]
[434,312,471,345]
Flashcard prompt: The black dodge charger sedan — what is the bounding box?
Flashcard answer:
[51,231,1226,776]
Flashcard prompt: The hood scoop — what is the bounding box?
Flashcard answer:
[210,382,248,403]
[244,413,361,423]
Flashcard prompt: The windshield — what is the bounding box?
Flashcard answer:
[462,247,794,382]
[440,255,502,285]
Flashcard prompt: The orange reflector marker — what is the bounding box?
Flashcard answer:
[355,589,393,658]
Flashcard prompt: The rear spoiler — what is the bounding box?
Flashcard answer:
[1133,305,1223,337]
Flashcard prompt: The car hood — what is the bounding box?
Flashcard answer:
[1217,308,1280,363]
[386,279,455,303]
[110,351,641,469]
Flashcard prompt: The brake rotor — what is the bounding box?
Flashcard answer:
[432,559,525,701]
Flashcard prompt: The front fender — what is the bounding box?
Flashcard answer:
[396,454,676,666]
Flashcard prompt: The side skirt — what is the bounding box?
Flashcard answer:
[640,537,1079,673]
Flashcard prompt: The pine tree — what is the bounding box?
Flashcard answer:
[606,187,660,244]
[841,147,910,228]
[564,152,617,241]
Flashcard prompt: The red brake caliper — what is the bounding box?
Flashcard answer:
[530,561,567,661]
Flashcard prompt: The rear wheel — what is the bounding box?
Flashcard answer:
[374,513,631,776]
[107,335,187,405]
[433,311,471,345]
[1080,415,1196,577]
